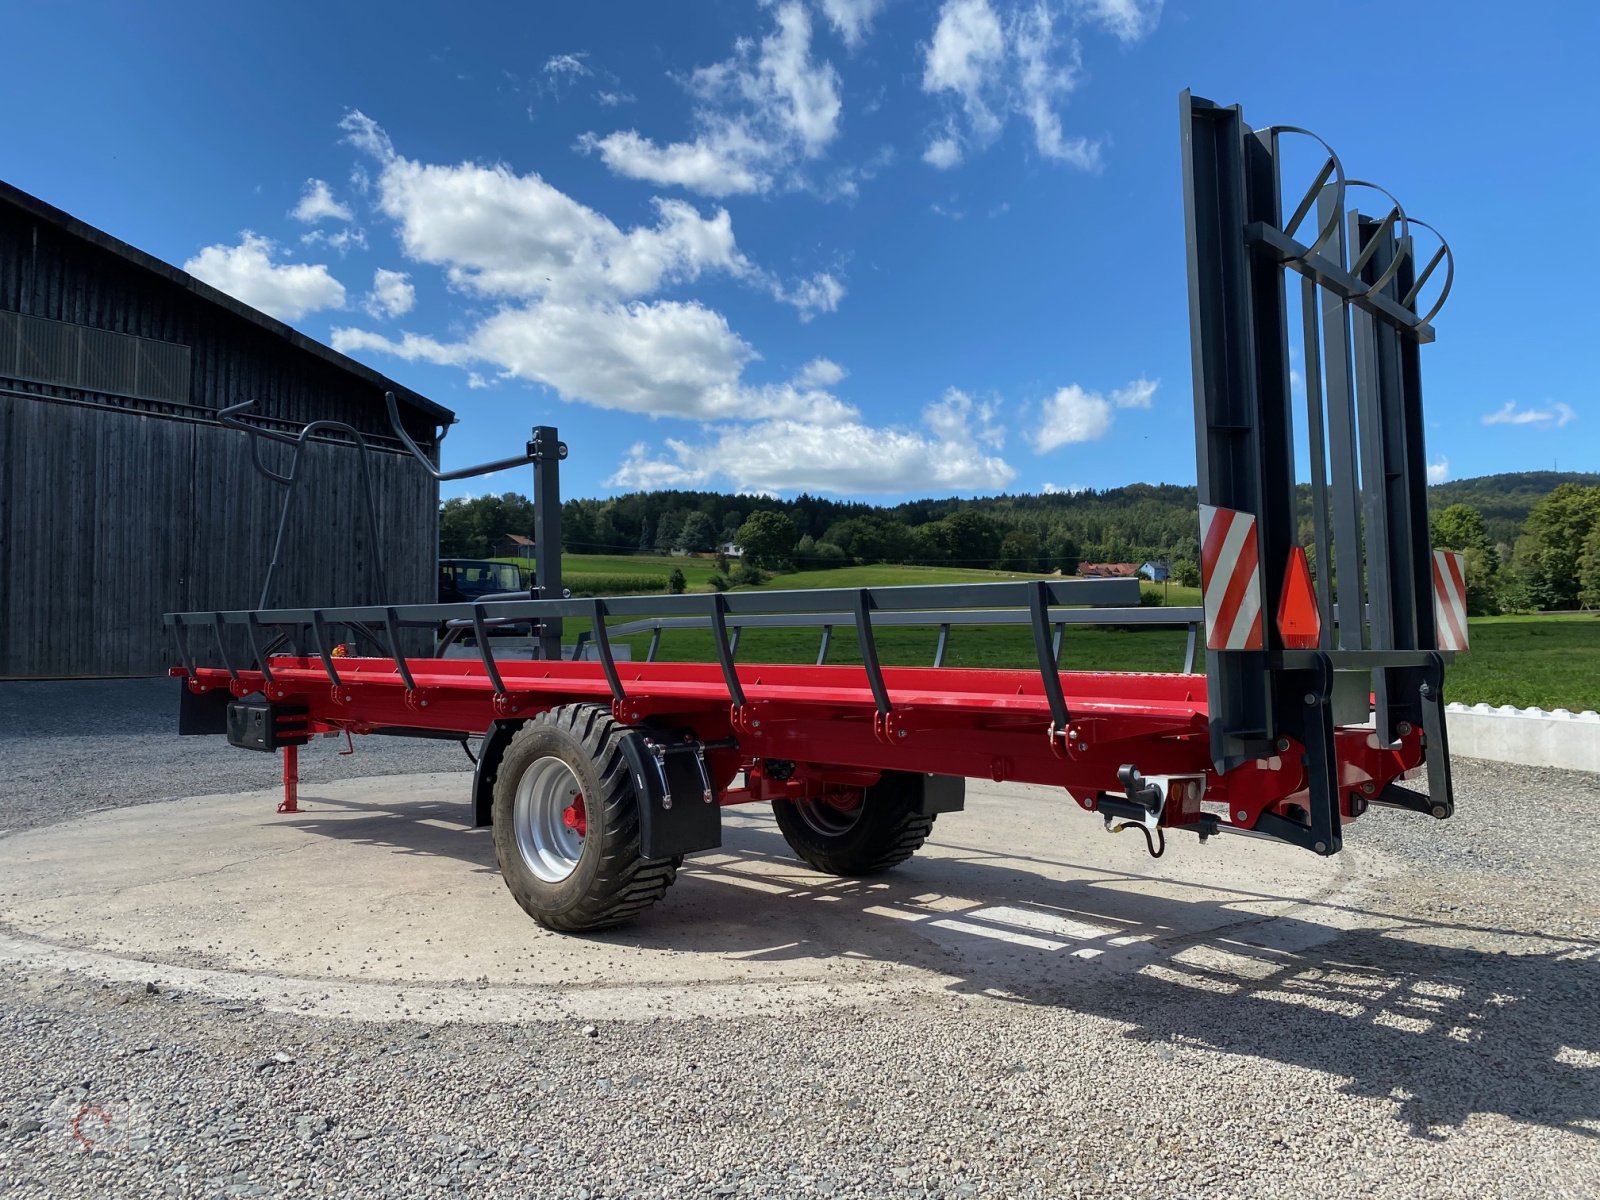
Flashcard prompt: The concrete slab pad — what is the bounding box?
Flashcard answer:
[0,772,1389,1023]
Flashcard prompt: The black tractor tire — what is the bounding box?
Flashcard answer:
[492,704,678,931]
[772,770,936,877]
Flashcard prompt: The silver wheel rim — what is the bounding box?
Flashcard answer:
[794,794,864,837]
[513,756,586,883]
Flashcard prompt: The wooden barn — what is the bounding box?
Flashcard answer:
[0,180,454,678]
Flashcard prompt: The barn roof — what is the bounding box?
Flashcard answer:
[0,179,453,428]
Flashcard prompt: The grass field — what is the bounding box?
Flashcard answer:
[490,553,724,589]
[502,555,1597,710]
[589,620,1195,675]
[742,563,1048,588]
[1445,613,1600,711]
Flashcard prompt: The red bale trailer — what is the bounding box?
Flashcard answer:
[168,93,1463,932]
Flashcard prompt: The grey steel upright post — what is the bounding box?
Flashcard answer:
[1178,90,1456,855]
[529,425,567,661]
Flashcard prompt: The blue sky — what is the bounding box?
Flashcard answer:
[5,0,1595,501]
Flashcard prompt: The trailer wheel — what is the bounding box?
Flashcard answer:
[772,771,936,877]
[492,704,678,931]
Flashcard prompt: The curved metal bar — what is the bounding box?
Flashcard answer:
[309,611,342,689]
[216,399,389,608]
[384,607,417,692]
[1028,581,1070,732]
[171,615,197,685]
[219,401,298,482]
[1261,125,1348,261]
[382,391,535,482]
[708,593,746,709]
[852,590,891,718]
[212,613,239,681]
[1399,217,1455,326]
[244,612,272,683]
[589,600,625,703]
[469,604,507,697]
[1344,180,1413,295]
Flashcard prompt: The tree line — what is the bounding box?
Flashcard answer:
[438,472,1600,612]
[440,482,1207,577]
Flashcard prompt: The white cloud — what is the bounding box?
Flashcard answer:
[1111,377,1157,408]
[607,407,1017,495]
[369,150,750,301]
[291,179,353,223]
[1032,383,1112,451]
[609,440,709,490]
[924,387,1004,447]
[1075,0,1164,43]
[1427,457,1449,484]
[339,110,395,161]
[772,271,845,321]
[543,52,592,78]
[921,0,1156,171]
[795,357,847,388]
[583,2,842,197]
[1482,400,1577,428]
[1041,481,1087,495]
[330,112,1017,498]
[330,327,473,366]
[923,0,1006,141]
[184,233,346,322]
[581,128,771,197]
[299,227,368,254]
[1010,3,1099,168]
[363,268,415,318]
[344,111,844,330]
[335,300,854,425]
[596,90,635,107]
[923,134,964,169]
[1031,376,1156,451]
[468,300,760,419]
[817,0,885,48]
[331,115,861,454]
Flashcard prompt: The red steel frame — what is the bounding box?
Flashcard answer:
[173,653,1423,837]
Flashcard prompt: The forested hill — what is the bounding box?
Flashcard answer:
[1428,472,1600,545]
[441,471,1598,571]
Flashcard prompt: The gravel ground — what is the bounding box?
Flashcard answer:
[0,679,464,836]
[2,680,1597,1198]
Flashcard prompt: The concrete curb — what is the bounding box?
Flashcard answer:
[1447,703,1600,773]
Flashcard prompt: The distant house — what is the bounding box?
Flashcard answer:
[721,541,744,559]
[1139,559,1171,582]
[496,533,536,560]
[1079,562,1138,579]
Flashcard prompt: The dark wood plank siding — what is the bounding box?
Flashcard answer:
[0,197,444,678]
[0,208,442,448]
[0,396,438,678]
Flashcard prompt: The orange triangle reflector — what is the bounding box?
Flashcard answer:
[1276,546,1322,650]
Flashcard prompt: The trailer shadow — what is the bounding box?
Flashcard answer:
[279,790,1600,1142]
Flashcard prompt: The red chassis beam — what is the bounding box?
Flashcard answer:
[174,655,1423,838]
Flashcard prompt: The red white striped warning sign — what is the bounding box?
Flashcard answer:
[1199,504,1264,651]
[1431,549,1470,651]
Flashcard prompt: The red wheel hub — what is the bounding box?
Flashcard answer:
[562,794,587,838]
